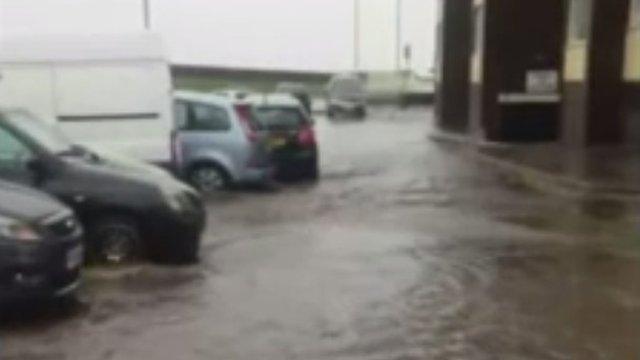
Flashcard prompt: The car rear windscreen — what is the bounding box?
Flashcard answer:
[254,106,307,131]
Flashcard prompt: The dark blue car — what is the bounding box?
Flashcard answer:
[0,180,83,304]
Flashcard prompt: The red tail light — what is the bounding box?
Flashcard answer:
[234,104,259,142]
[297,124,316,147]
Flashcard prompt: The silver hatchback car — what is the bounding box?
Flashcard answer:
[172,91,274,193]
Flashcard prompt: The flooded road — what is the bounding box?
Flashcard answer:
[2,107,640,359]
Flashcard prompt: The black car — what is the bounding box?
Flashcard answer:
[0,180,83,303]
[0,109,206,265]
[249,94,319,179]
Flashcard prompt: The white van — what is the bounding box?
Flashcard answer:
[0,33,173,165]
[326,73,367,118]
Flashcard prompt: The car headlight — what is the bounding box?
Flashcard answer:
[160,186,186,213]
[160,180,199,213]
[0,220,41,242]
[166,193,184,212]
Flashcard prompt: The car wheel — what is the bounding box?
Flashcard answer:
[54,292,82,315]
[91,215,141,265]
[189,164,229,194]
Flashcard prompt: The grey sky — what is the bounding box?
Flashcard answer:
[0,0,436,73]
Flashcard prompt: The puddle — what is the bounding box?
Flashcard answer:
[579,198,629,220]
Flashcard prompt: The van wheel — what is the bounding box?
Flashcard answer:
[90,216,141,265]
[189,164,229,194]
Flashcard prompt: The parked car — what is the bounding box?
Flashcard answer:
[0,180,83,303]
[326,74,367,118]
[248,94,319,179]
[0,33,174,167]
[172,91,274,193]
[275,82,313,116]
[0,109,205,265]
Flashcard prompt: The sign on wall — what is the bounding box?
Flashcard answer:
[526,70,559,94]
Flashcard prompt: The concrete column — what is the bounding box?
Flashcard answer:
[562,0,631,147]
[470,0,565,143]
[435,0,471,134]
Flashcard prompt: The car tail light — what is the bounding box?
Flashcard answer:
[297,124,316,147]
[234,104,259,143]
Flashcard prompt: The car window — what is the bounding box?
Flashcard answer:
[174,101,189,129]
[254,106,307,131]
[189,103,231,131]
[4,111,72,154]
[0,126,34,173]
[567,0,593,43]
[632,0,640,30]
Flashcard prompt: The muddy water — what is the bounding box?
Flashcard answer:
[2,107,640,360]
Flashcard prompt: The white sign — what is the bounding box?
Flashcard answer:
[526,70,559,94]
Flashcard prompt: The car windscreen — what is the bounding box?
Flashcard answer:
[254,106,307,131]
[4,111,73,154]
[329,79,365,99]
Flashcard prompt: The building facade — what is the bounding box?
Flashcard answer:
[435,0,640,148]
[624,0,640,145]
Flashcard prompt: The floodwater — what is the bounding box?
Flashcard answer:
[2,107,640,359]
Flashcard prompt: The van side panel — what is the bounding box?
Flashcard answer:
[0,66,57,121]
[53,61,173,163]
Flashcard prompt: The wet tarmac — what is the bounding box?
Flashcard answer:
[2,107,640,359]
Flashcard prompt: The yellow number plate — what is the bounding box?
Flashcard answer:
[268,137,287,149]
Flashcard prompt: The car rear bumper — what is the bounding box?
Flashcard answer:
[0,238,83,302]
[273,150,318,177]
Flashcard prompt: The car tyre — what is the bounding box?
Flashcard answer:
[54,292,81,315]
[189,164,230,194]
[90,215,142,265]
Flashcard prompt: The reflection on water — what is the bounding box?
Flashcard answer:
[397,240,640,359]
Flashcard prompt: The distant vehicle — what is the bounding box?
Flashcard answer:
[0,180,83,303]
[326,74,367,118]
[0,109,205,265]
[249,94,319,179]
[173,91,274,193]
[0,33,174,166]
[275,82,313,116]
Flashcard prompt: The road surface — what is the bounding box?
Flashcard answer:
[2,107,640,360]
